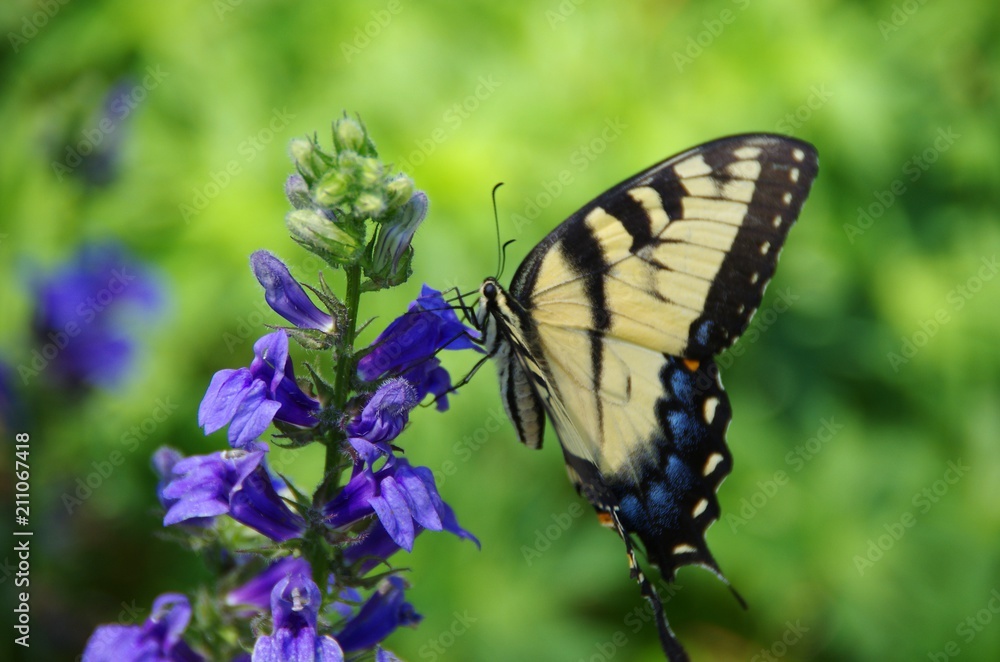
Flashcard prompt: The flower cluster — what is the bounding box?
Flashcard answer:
[83,117,482,661]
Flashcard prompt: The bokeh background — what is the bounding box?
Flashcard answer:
[2,1,999,660]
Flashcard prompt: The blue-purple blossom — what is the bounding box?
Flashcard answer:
[199,330,319,449]
[346,378,418,464]
[152,446,214,528]
[343,519,418,575]
[161,450,305,541]
[83,593,203,662]
[336,577,421,653]
[357,285,481,410]
[161,450,264,524]
[251,250,335,332]
[227,557,313,612]
[325,457,478,552]
[252,575,344,662]
[375,648,402,662]
[28,242,161,388]
[229,468,308,542]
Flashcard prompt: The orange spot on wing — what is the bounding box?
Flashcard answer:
[596,512,614,528]
[683,359,700,372]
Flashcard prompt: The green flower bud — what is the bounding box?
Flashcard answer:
[286,209,362,263]
[355,192,387,219]
[385,174,416,212]
[333,117,366,153]
[358,157,383,188]
[313,171,352,207]
[289,138,324,183]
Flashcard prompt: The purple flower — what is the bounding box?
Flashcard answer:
[325,457,478,552]
[357,285,481,411]
[252,575,344,662]
[336,577,421,653]
[161,450,305,541]
[83,593,203,662]
[199,330,319,449]
[343,519,416,575]
[229,468,308,542]
[227,557,313,612]
[251,251,334,332]
[346,378,418,464]
[152,446,214,527]
[29,242,161,388]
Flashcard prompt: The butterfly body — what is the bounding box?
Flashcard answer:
[474,134,818,660]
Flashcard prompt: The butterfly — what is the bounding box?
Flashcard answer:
[471,134,818,660]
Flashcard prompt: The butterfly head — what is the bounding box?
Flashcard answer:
[476,277,516,351]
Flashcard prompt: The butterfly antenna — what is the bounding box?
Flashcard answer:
[492,182,505,279]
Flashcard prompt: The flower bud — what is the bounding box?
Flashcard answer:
[286,209,362,262]
[355,192,386,219]
[284,174,312,210]
[313,171,351,208]
[358,157,383,188]
[367,192,428,288]
[333,117,366,153]
[289,138,324,183]
[385,174,415,212]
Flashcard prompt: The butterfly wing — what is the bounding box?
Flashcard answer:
[506,133,817,471]
[510,133,818,359]
[491,134,818,658]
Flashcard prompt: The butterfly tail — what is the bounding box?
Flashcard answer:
[613,510,691,662]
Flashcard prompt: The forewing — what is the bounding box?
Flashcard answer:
[510,134,819,358]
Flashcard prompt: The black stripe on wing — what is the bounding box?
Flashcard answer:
[680,138,818,356]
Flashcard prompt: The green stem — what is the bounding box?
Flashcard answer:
[318,264,363,502]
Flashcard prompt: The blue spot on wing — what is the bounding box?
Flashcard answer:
[610,357,733,583]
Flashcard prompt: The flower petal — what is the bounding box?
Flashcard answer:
[251,251,334,332]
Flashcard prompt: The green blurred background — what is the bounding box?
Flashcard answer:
[2,0,999,660]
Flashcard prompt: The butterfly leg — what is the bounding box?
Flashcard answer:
[607,508,691,662]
